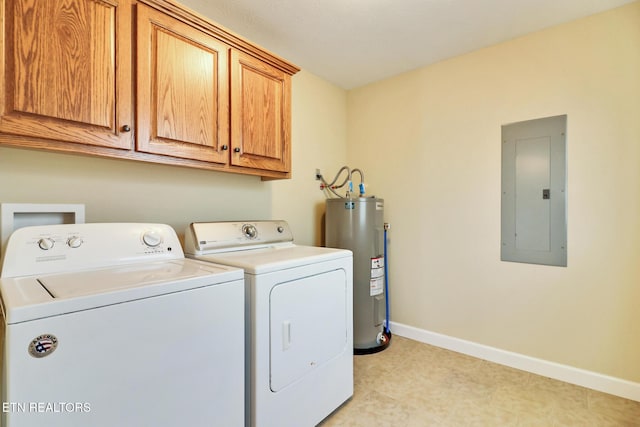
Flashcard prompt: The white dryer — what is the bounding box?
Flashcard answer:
[0,223,245,427]
[184,221,353,427]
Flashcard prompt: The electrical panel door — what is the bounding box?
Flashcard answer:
[501,115,567,266]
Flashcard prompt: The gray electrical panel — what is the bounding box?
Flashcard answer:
[501,115,567,267]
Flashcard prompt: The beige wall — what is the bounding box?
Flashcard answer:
[0,147,272,238]
[270,70,348,246]
[0,70,347,247]
[347,2,640,382]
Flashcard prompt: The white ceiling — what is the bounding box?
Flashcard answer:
[179,0,635,89]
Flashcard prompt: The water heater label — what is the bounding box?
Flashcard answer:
[370,256,384,296]
[371,257,384,269]
[370,277,384,296]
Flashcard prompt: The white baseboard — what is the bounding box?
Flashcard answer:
[389,321,640,403]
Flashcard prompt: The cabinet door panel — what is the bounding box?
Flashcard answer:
[136,4,229,164]
[0,0,132,149]
[231,50,290,173]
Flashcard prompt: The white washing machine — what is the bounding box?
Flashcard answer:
[0,223,245,427]
[184,221,353,427]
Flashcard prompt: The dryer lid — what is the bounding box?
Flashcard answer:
[192,245,352,274]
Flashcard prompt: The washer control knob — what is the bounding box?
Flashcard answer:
[242,224,258,239]
[142,230,163,247]
[37,238,55,250]
[277,226,284,233]
[67,236,83,248]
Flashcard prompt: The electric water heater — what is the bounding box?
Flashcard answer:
[325,197,387,353]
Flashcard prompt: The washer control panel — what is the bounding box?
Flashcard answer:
[36,234,85,251]
[1,223,183,278]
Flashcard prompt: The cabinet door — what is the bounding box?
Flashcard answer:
[231,50,291,173]
[0,0,133,149]
[136,4,229,164]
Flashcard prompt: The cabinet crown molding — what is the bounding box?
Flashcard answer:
[139,0,301,75]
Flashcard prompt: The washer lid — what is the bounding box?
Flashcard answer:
[39,260,219,298]
[0,259,242,324]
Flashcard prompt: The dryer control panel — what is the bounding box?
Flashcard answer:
[185,220,294,254]
[1,223,183,278]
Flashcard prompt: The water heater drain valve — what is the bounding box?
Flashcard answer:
[377,331,389,345]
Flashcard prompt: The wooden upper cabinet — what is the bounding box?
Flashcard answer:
[136,3,229,164]
[231,50,291,173]
[0,0,298,177]
[0,0,133,149]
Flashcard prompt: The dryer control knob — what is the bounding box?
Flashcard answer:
[242,224,258,239]
[37,237,55,250]
[142,230,163,247]
[67,236,83,248]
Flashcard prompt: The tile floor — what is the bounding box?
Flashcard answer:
[320,336,640,426]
